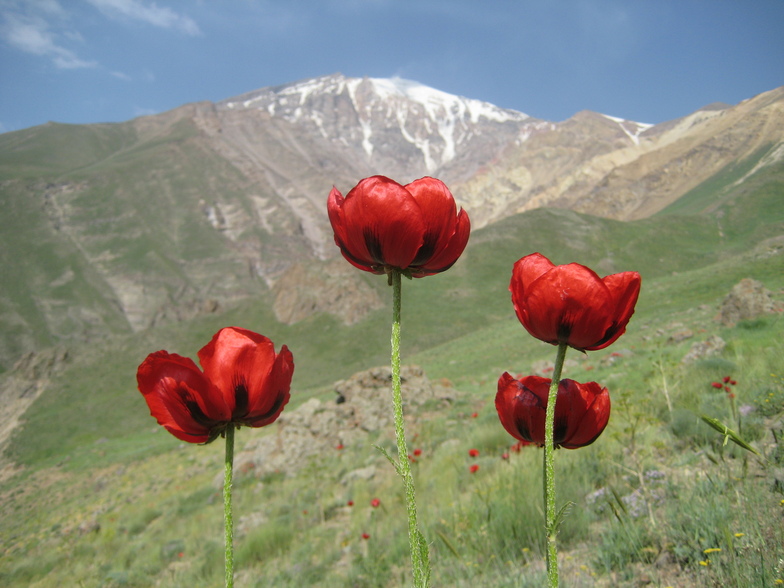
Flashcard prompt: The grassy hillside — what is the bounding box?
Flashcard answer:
[0,118,275,371]
[1,162,783,585]
[1,142,783,585]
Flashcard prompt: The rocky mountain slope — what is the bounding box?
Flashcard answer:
[456,87,784,226]
[0,74,782,370]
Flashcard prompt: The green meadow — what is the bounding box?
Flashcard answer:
[1,145,783,586]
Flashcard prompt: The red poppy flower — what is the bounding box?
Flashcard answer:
[509,253,641,351]
[711,382,724,390]
[413,448,422,457]
[468,448,480,457]
[137,327,294,443]
[362,533,370,540]
[469,464,480,473]
[370,498,381,508]
[327,175,470,277]
[495,373,611,449]
[511,440,531,452]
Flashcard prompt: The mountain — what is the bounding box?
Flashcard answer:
[0,74,782,372]
[455,86,784,226]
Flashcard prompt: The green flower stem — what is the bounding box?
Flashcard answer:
[224,425,235,588]
[543,342,568,588]
[390,270,430,588]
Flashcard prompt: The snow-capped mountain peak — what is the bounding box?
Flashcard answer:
[220,73,534,173]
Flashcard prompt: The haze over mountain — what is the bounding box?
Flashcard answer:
[0,73,782,371]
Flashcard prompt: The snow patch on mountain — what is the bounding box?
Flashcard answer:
[600,113,653,145]
[222,73,532,173]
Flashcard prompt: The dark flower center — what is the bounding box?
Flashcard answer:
[363,228,385,265]
[232,376,249,420]
[178,389,218,430]
[411,231,438,266]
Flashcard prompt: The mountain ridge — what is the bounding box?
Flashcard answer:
[0,75,782,371]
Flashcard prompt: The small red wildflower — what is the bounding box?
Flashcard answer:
[347,500,354,507]
[468,448,480,457]
[728,393,736,399]
[370,498,380,508]
[471,412,478,418]
[711,382,724,389]
[469,464,480,474]
[501,452,509,460]
[408,454,417,463]
[413,448,422,457]
[362,533,370,540]
[730,379,737,386]
[510,441,527,452]
[336,443,345,450]
[723,376,731,384]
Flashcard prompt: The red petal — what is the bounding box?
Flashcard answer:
[416,207,471,275]
[584,272,641,350]
[136,351,228,442]
[246,344,293,427]
[198,327,272,418]
[522,262,612,349]
[329,176,425,270]
[404,177,458,267]
[558,380,610,448]
[198,327,293,427]
[510,253,556,339]
[511,253,555,294]
[495,373,549,445]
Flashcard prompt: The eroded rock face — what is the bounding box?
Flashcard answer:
[0,347,70,459]
[272,260,383,325]
[719,278,776,326]
[234,365,452,478]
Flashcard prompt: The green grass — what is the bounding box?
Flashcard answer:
[1,230,782,586]
[1,131,784,585]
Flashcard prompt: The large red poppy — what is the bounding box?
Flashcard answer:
[495,373,610,449]
[327,175,470,277]
[137,327,294,443]
[510,253,641,351]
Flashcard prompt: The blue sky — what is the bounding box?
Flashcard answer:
[1,0,782,133]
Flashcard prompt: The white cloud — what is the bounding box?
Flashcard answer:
[0,6,97,69]
[85,0,201,36]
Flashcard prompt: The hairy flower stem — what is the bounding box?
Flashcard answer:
[390,270,430,588]
[544,342,568,588]
[224,425,235,588]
